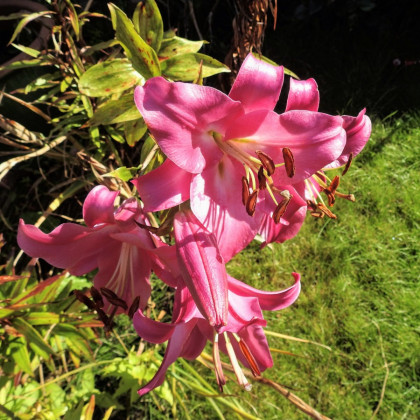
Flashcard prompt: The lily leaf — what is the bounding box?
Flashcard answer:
[161,53,230,81]
[108,3,160,79]
[105,166,140,182]
[133,0,163,52]
[89,94,141,126]
[79,59,144,97]
[158,36,205,59]
[124,118,148,146]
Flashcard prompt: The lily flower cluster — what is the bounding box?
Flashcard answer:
[17,54,371,395]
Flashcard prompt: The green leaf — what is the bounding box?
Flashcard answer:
[64,0,80,41]
[7,11,52,46]
[79,59,144,97]
[108,3,160,79]
[254,53,300,79]
[8,337,33,376]
[10,43,40,57]
[124,118,147,146]
[10,318,56,360]
[89,94,141,126]
[158,36,205,59]
[133,0,164,52]
[24,312,60,325]
[161,53,230,81]
[105,166,140,182]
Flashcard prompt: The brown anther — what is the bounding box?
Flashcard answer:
[241,176,250,205]
[317,203,337,219]
[73,290,96,310]
[327,176,340,194]
[100,287,128,310]
[128,296,140,319]
[272,196,291,223]
[257,167,267,190]
[306,200,318,212]
[336,192,355,202]
[135,221,172,236]
[96,307,110,326]
[246,190,258,216]
[282,147,295,178]
[90,286,104,308]
[238,339,261,377]
[342,153,353,176]
[256,150,275,175]
[310,211,324,218]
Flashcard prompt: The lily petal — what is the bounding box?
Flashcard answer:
[132,159,192,212]
[134,78,244,173]
[229,53,284,113]
[286,78,320,112]
[227,273,301,311]
[83,185,119,228]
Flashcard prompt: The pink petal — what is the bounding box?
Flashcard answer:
[132,159,192,212]
[180,322,210,359]
[286,78,320,112]
[227,272,301,311]
[226,109,346,184]
[326,109,372,169]
[94,242,152,310]
[113,197,141,225]
[137,321,197,396]
[238,324,273,371]
[17,220,114,275]
[190,156,258,261]
[133,310,177,344]
[174,210,228,330]
[83,185,119,228]
[134,78,244,173]
[229,53,284,112]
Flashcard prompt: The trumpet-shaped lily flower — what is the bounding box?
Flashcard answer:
[17,185,176,311]
[133,53,347,260]
[134,273,301,395]
[257,77,371,245]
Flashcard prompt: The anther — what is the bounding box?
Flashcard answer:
[241,176,250,205]
[234,334,261,377]
[317,203,337,219]
[73,290,96,310]
[257,167,267,190]
[282,148,295,178]
[128,296,140,319]
[256,150,275,176]
[335,192,355,202]
[246,190,258,216]
[90,286,104,308]
[272,194,291,224]
[100,287,128,310]
[342,153,353,176]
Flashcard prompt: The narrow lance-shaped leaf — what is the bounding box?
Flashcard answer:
[11,317,56,359]
[161,53,230,82]
[124,118,148,147]
[108,3,160,79]
[79,59,144,97]
[133,0,163,52]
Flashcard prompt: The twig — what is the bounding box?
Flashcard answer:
[188,1,203,40]
[369,321,390,419]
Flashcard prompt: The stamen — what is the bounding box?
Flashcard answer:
[317,203,337,219]
[128,296,140,318]
[246,190,258,216]
[282,148,295,178]
[224,332,252,391]
[272,195,291,223]
[233,333,261,377]
[213,333,226,392]
[257,167,267,190]
[90,286,104,308]
[342,153,353,176]
[73,290,96,310]
[241,176,250,205]
[100,287,128,310]
[335,192,355,202]
[256,150,275,175]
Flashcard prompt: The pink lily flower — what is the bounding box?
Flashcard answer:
[17,185,176,311]
[134,273,301,395]
[132,53,347,260]
[257,78,372,245]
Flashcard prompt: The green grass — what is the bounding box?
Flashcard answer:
[217,113,420,419]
